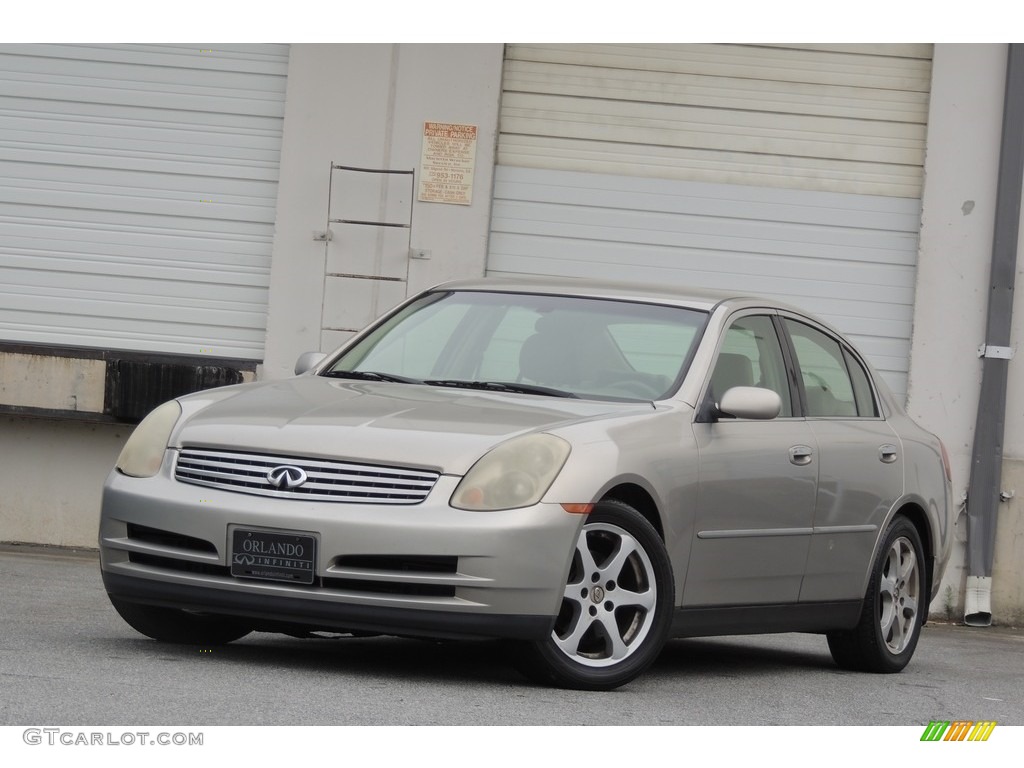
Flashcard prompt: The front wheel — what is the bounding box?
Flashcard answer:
[516,500,674,690]
[827,516,926,673]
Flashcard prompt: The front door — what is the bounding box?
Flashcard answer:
[684,313,817,606]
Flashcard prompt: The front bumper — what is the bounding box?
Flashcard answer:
[99,458,584,641]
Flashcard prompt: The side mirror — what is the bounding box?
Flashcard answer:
[294,351,327,376]
[717,386,782,420]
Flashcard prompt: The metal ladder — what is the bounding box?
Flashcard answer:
[317,163,419,342]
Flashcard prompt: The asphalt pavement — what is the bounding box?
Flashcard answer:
[2,543,1022,726]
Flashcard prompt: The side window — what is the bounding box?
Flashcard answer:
[784,320,862,418]
[710,315,792,417]
[844,347,879,417]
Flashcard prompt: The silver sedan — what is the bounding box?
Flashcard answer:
[99,278,953,690]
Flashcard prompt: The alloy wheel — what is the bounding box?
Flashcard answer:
[878,535,920,655]
[552,522,657,667]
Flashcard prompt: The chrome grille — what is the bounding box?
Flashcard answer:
[174,448,440,504]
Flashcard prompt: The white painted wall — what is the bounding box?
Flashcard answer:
[907,44,1024,622]
[261,44,504,379]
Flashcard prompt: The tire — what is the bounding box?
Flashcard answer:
[827,516,926,673]
[109,596,252,645]
[516,500,674,690]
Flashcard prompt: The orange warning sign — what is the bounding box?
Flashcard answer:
[419,122,478,205]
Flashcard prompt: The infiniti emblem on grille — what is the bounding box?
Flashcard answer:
[267,465,308,489]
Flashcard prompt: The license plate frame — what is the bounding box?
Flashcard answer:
[230,527,317,585]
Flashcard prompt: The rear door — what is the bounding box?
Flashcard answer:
[779,316,904,603]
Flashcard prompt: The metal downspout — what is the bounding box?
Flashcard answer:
[964,44,1024,627]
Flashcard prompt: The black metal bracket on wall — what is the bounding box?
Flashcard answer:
[103,359,246,423]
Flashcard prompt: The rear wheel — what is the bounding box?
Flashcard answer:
[516,500,674,690]
[827,516,925,673]
[109,597,252,645]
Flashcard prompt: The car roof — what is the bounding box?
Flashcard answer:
[431,275,778,313]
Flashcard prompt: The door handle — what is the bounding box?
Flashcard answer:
[879,444,899,464]
[789,445,814,466]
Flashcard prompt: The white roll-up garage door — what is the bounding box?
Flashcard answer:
[489,44,933,400]
[0,44,289,360]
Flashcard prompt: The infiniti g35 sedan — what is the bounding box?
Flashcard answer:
[100,277,953,690]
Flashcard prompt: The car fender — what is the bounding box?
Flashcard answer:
[854,490,950,604]
[544,407,699,606]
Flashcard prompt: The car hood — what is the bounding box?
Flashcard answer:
[173,376,649,475]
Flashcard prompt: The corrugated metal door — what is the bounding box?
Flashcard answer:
[489,44,933,400]
[0,44,289,360]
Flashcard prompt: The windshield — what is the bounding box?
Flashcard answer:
[323,290,708,401]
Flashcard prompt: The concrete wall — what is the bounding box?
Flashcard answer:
[992,462,1024,622]
[261,44,504,380]
[908,44,1024,623]
[0,416,129,547]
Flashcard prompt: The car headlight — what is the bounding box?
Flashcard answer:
[115,400,182,478]
[451,433,571,511]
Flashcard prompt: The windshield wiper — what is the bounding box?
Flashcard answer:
[322,370,423,385]
[424,380,578,398]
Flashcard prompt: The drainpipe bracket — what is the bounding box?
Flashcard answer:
[977,344,1015,359]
